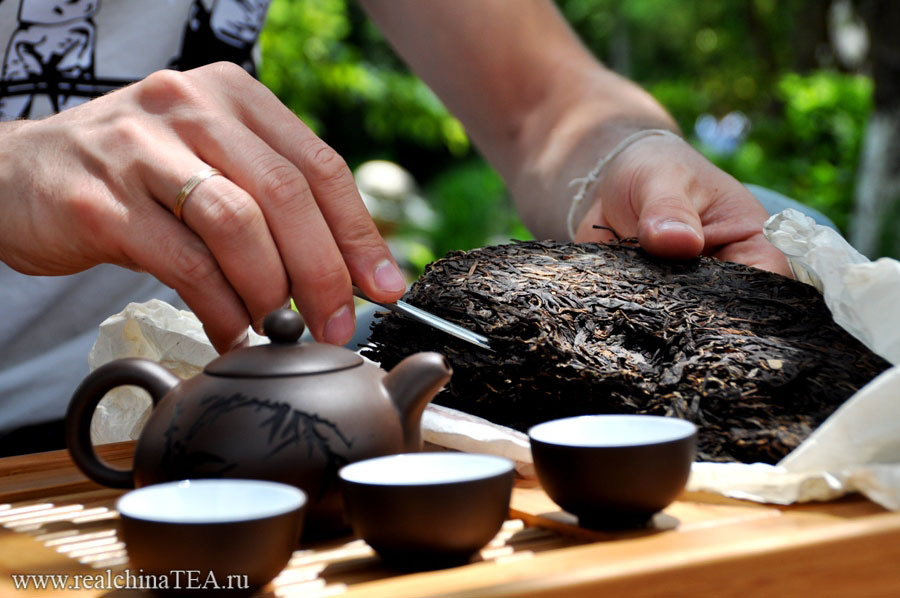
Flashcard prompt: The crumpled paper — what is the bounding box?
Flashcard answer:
[89,209,900,508]
[423,403,534,478]
[685,209,900,508]
[87,300,265,444]
[764,209,900,364]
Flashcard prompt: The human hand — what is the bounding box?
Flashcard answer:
[572,132,792,276]
[0,63,406,351]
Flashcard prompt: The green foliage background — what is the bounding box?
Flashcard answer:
[259,0,875,267]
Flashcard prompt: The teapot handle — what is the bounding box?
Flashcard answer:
[65,359,180,489]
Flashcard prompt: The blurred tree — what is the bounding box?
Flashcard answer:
[258,0,526,268]
[258,0,468,174]
[259,0,891,261]
[850,0,900,258]
[559,0,872,237]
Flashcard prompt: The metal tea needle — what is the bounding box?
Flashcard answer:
[352,286,492,351]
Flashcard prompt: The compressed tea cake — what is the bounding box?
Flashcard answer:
[363,240,891,464]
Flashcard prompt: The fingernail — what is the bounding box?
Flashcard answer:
[229,329,250,351]
[658,219,701,237]
[374,259,406,293]
[323,305,355,345]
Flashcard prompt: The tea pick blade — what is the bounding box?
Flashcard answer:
[353,286,492,351]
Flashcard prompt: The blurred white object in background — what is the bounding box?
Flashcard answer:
[353,160,438,347]
[354,160,436,236]
[829,0,869,69]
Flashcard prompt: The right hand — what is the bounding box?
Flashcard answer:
[0,62,406,351]
[572,131,792,276]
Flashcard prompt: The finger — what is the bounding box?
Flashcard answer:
[576,193,791,276]
[633,192,705,259]
[142,154,290,335]
[576,179,705,259]
[291,136,408,301]
[712,232,793,277]
[190,64,406,302]
[697,190,792,276]
[113,199,252,353]
[160,117,358,344]
[572,199,620,243]
[608,161,705,258]
[230,155,361,346]
[130,68,352,342]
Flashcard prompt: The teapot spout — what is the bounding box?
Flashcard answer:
[383,352,452,451]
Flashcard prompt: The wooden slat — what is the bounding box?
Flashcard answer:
[334,512,900,597]
[0,443,134,503]
[1,447,899,597]
[0,442,134,477]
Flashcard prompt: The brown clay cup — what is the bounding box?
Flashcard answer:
[117,479,306,594]
[339,453,514,569]
[529,415,697,529]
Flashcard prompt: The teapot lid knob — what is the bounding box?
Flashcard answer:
[206,307,361,376]
[263,309,305,344]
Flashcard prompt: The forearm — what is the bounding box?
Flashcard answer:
[359,0,677,238]
[511,72,678,239]
[0,119,38,271]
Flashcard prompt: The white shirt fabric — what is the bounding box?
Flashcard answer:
[0,0,271,433]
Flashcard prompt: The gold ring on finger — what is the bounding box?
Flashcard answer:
[173,167,222,221]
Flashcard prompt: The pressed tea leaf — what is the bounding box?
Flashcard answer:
[363,241,890,464]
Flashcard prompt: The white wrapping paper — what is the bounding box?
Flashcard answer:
[86,300,265,444]
[685,210,900,508]
[89,209,900,508]
[423,403,534,478]
[764,209,900,364]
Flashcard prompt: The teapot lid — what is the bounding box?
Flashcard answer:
[204,309,362,377]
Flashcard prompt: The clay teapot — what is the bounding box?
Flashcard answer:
[66,309,452,536]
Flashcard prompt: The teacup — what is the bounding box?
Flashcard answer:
[117,479,306,594]
[529,414,696,529]
[339,452,514,569]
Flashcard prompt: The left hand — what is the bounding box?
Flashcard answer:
[572,132,792,277]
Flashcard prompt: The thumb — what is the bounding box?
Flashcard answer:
[634,193,705,259]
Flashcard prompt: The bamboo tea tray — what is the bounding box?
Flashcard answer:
[2,442,899,596]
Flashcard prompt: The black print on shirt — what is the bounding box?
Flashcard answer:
[0,0,105,119]
[0,0,270,121]
[169,0,270,76]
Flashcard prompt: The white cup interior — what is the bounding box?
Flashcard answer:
[340,453,513,486]
[117,479,306,523]
[529,415,696,447]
